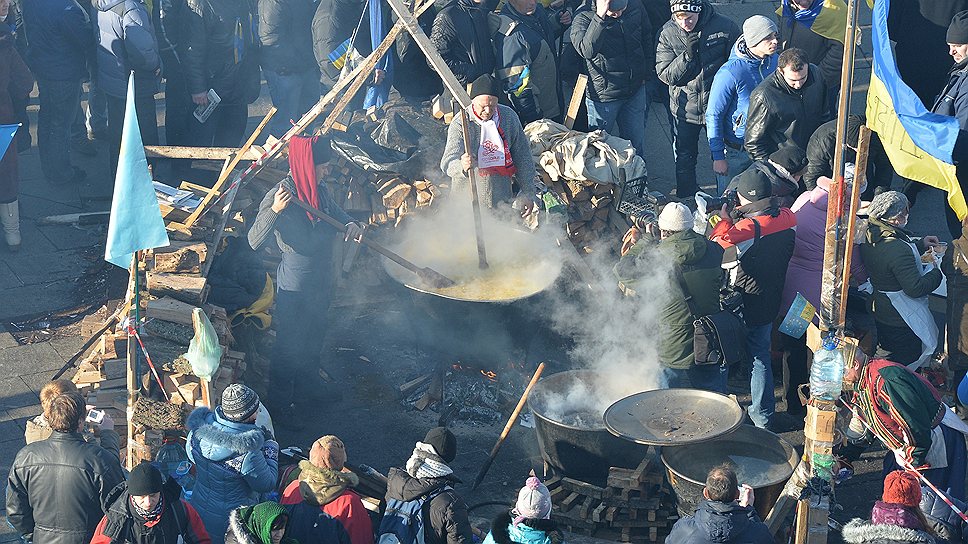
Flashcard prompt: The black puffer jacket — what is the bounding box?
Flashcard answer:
[384,467,472,544]
[655,2,739,124]
[182,0,260,104]
[803,115,894,193]
[259,0,316,75]
[311,0,369,89]
[743,64,828,161]
[430,0,495,85]
[570,0,653,103]
[6,431,125,544]
[778,6,843,93]
[665,499,772,544]
[393,1,442,99]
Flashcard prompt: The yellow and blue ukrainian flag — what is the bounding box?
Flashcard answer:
[777,0,849,44]
[866,0,967,220]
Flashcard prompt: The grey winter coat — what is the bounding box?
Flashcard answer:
[6,431,125,544]
[841,519,937,544]
[94,0,161,98]
[185,407,279,544]
[440,104,537,208]
[655,2,739,125]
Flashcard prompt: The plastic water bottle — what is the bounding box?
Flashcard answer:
[173,461,195,491]
[812,447,836,481]
[810,337,845,401]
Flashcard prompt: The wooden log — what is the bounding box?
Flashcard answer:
[147,273,208,305]
[152,242,208,273]
[564,74,588,129]
[146,297,198,326]
[144,146,264,161]
[399,374,432,396]
[382,183,412,209]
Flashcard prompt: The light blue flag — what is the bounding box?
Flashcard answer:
[104,72,169,268]
[0,123,21,159]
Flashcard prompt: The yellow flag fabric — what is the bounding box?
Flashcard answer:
[776,0,848,45]
[866,0,967,220]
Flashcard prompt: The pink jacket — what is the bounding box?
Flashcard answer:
[779,177,868,322]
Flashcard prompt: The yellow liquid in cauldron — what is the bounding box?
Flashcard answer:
[430,262,554,301]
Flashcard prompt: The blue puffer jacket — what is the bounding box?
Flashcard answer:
[186,407,279,544]
[666,499,772,544]
[93,0,161,98]
[705,37,777,161]
[21,0,93,81]
[482,511,562,544]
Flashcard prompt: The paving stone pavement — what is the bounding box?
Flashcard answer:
[0,1,956,540]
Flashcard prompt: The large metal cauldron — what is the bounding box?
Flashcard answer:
[527,370,651,484]
[382,224,564,361]
[661,425,798,519]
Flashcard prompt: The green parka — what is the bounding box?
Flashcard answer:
[616,229,724,369]
[859,219,942,328]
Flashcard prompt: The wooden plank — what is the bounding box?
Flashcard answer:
[146,296,199,326]
[144,146,264,161]
[386,0,473,109]
[152,242,208,273]
[561,477,607,499]
[564,74,588,129]
[180,108,277,229]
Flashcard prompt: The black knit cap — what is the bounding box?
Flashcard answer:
[670,0,702,13]
[949,11,968,45]
[769,145,808,175]
[311,135,333,165]
[128,462,164,496]
[735,168,773,202]
[424,427,457,462]
[469,74,500,99]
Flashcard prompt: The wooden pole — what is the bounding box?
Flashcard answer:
[459,108,489,269]
[472,362,546,489]
[125,252,139,470]
[836,127,871,325]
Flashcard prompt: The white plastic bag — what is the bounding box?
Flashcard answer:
[184,308,222,380]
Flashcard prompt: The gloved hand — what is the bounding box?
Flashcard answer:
[263,439,280,462]
[684,32,701,61]
[344,221,365,242]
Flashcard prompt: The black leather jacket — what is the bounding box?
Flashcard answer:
[6,431,124,544]
[743,64,829,161]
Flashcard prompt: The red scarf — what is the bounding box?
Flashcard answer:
[288,136,319,222]
[474,107,516,178]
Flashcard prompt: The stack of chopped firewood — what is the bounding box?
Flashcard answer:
[327,156,440,226]
[543,176,622,252]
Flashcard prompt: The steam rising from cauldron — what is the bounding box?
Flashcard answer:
[539,238,675,428]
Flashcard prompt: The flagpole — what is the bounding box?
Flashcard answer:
[125,251,138,470]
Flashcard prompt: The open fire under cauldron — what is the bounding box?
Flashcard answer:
[527,370,650,484]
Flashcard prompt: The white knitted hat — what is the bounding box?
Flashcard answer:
[658,202,694,232]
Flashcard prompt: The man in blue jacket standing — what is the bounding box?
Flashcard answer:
[21,0,93,185]
[705,15,778,195]
[94,0,161,176]
[666,465,772,544]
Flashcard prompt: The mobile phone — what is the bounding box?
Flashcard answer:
[85,409,105,424]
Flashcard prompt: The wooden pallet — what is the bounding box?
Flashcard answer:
[547,456,677,542]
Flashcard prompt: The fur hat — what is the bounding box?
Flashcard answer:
[128,462,164,496]
[658,202,694,232]
[948,10,968,45]
[220,384,260,423]
[424,427,457,462]
[515,477,553,520]
[882,470,922,508]
[310,435,347,470]
[743,15,777,47]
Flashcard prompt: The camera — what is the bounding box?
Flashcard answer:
[630,210,658,232]
[705,189,738,212]
[85,409,105,425]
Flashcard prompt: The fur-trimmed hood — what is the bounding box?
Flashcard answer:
[188,407,266,462]
[295,460,359,507]
[841,519,936,543]
[226,507,262,544]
